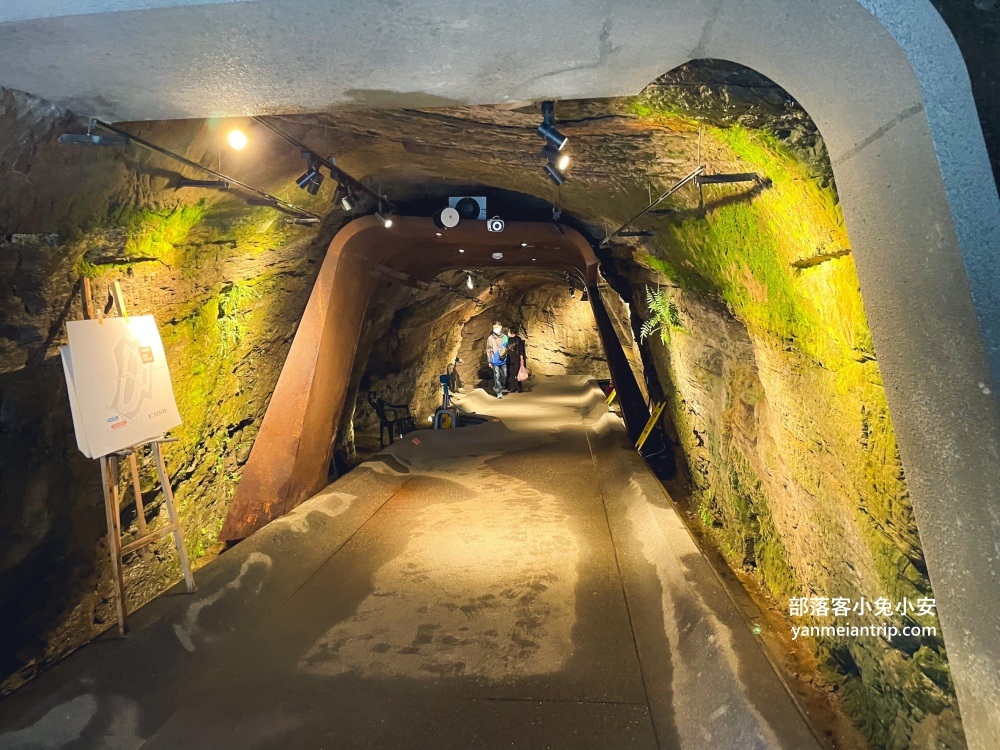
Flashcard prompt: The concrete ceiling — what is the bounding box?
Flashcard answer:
[0,0,700,121]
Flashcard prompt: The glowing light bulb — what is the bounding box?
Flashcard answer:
[556,153,570,171]
[227,129,248,150]
[466,274,474,290]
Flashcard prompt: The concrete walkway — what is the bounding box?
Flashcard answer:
[0,377,822,750]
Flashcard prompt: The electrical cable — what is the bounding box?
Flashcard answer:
[91,119,321,219]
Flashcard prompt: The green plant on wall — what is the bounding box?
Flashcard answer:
[121,202,206,263]
[73,258,101,279]
[639,285,682,344]
[217,280,260,355]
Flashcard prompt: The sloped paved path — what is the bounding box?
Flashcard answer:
[0,377,821,750]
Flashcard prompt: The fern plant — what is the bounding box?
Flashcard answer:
[217,280,260,354]
[639,285,682,344]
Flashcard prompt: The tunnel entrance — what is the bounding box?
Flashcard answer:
[218,216,663,543]
[0,15,997,742]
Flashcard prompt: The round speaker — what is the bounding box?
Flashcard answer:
[454,197,481,220]
[438,206,460,228]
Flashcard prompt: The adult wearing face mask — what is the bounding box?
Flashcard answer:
[486,322,508,399]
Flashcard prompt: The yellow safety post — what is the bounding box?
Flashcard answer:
[636,401,667,451]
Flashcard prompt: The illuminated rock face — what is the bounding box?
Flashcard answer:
[347,278,609,445]
[0,57,976,748]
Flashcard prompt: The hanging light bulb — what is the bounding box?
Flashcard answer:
[227,129,248,150]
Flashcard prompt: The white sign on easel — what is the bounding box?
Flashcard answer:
[61,315,181,458]
[62,282,195,636]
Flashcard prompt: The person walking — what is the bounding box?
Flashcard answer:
[505,327,526,393]
[486,322,508,399]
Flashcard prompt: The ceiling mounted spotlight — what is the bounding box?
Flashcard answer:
[541,143,570,171]
[492,252,504,260]
[537,100,571,185]
[544,162,566,186]
[295,159,323,195]
[307,172,324,195]
[537,100,568,151]
[294,150,325,195]
[376,199,395,228]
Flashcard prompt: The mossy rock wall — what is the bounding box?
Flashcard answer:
[625,119,963,748]
[0,93,325,691]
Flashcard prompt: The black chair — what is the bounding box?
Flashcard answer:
[367,391,416,448]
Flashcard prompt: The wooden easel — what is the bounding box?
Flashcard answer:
[81,279,196,636]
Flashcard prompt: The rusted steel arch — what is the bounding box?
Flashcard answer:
[220,216,600,542]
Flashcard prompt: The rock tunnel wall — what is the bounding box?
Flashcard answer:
[0,92,328,691]
[610,73,962,749]
[341,276,608,456]
[0,58,973,749]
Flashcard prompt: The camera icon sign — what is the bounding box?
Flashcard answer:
[486,216,505,232]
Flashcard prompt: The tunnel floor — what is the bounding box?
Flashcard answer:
[0,377,822,749]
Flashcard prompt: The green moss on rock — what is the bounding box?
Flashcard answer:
[628,112,963,748]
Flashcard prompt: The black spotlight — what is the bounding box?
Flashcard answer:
[295,154,323,195]
[295,171,313,189]
[541,143,570,172]
[544,162,566,186]
[538,101,569,185]
[537,100,568,151]
[307,169,324,195]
